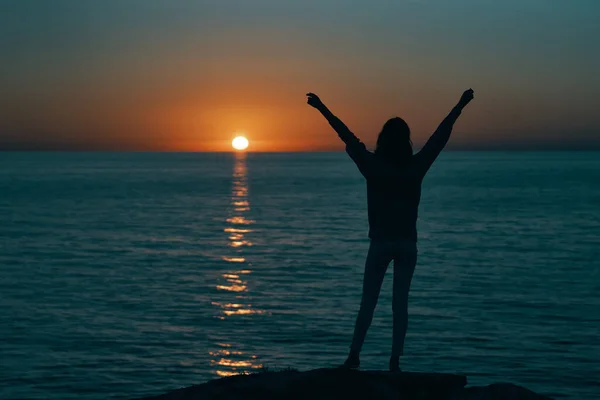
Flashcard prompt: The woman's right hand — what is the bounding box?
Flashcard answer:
[306,92,324,109]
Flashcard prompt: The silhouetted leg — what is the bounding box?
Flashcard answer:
[391,244,417,359]
[349,240,393,355]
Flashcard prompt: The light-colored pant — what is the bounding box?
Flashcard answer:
[350,239,418,357]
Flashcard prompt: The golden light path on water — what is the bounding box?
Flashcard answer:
[210,152,264,377]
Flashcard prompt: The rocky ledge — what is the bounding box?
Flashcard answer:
[135,368,554,400]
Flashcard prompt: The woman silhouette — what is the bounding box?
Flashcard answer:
[306,89,474,371]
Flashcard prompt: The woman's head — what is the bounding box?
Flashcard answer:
[375,117,413,164]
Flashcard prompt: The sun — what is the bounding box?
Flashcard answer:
[232,136,249,151]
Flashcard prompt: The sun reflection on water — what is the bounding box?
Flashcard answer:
[221,256,246,263]
[226,216,254,225]
[209,152,263,377]
[209,345,263,377]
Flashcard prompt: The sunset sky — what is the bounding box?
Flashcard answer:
[1,0,599,151]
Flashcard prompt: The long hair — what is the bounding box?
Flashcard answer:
[374,117,413,166]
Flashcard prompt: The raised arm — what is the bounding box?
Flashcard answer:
[415,89,474,175]
[306,92,372,174]
[306,93,360,146]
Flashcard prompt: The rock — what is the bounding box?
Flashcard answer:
[450,383,554,400]
[133,369,553,400]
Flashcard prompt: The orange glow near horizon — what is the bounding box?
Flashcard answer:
[3,2,600,151]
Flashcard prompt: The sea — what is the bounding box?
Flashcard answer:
[0,152,598,400]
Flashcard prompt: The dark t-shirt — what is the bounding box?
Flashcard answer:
[342,108,462,241]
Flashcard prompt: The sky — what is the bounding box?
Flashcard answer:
[1,0,599,151]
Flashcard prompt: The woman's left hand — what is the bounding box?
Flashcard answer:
[306,93,324,109]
